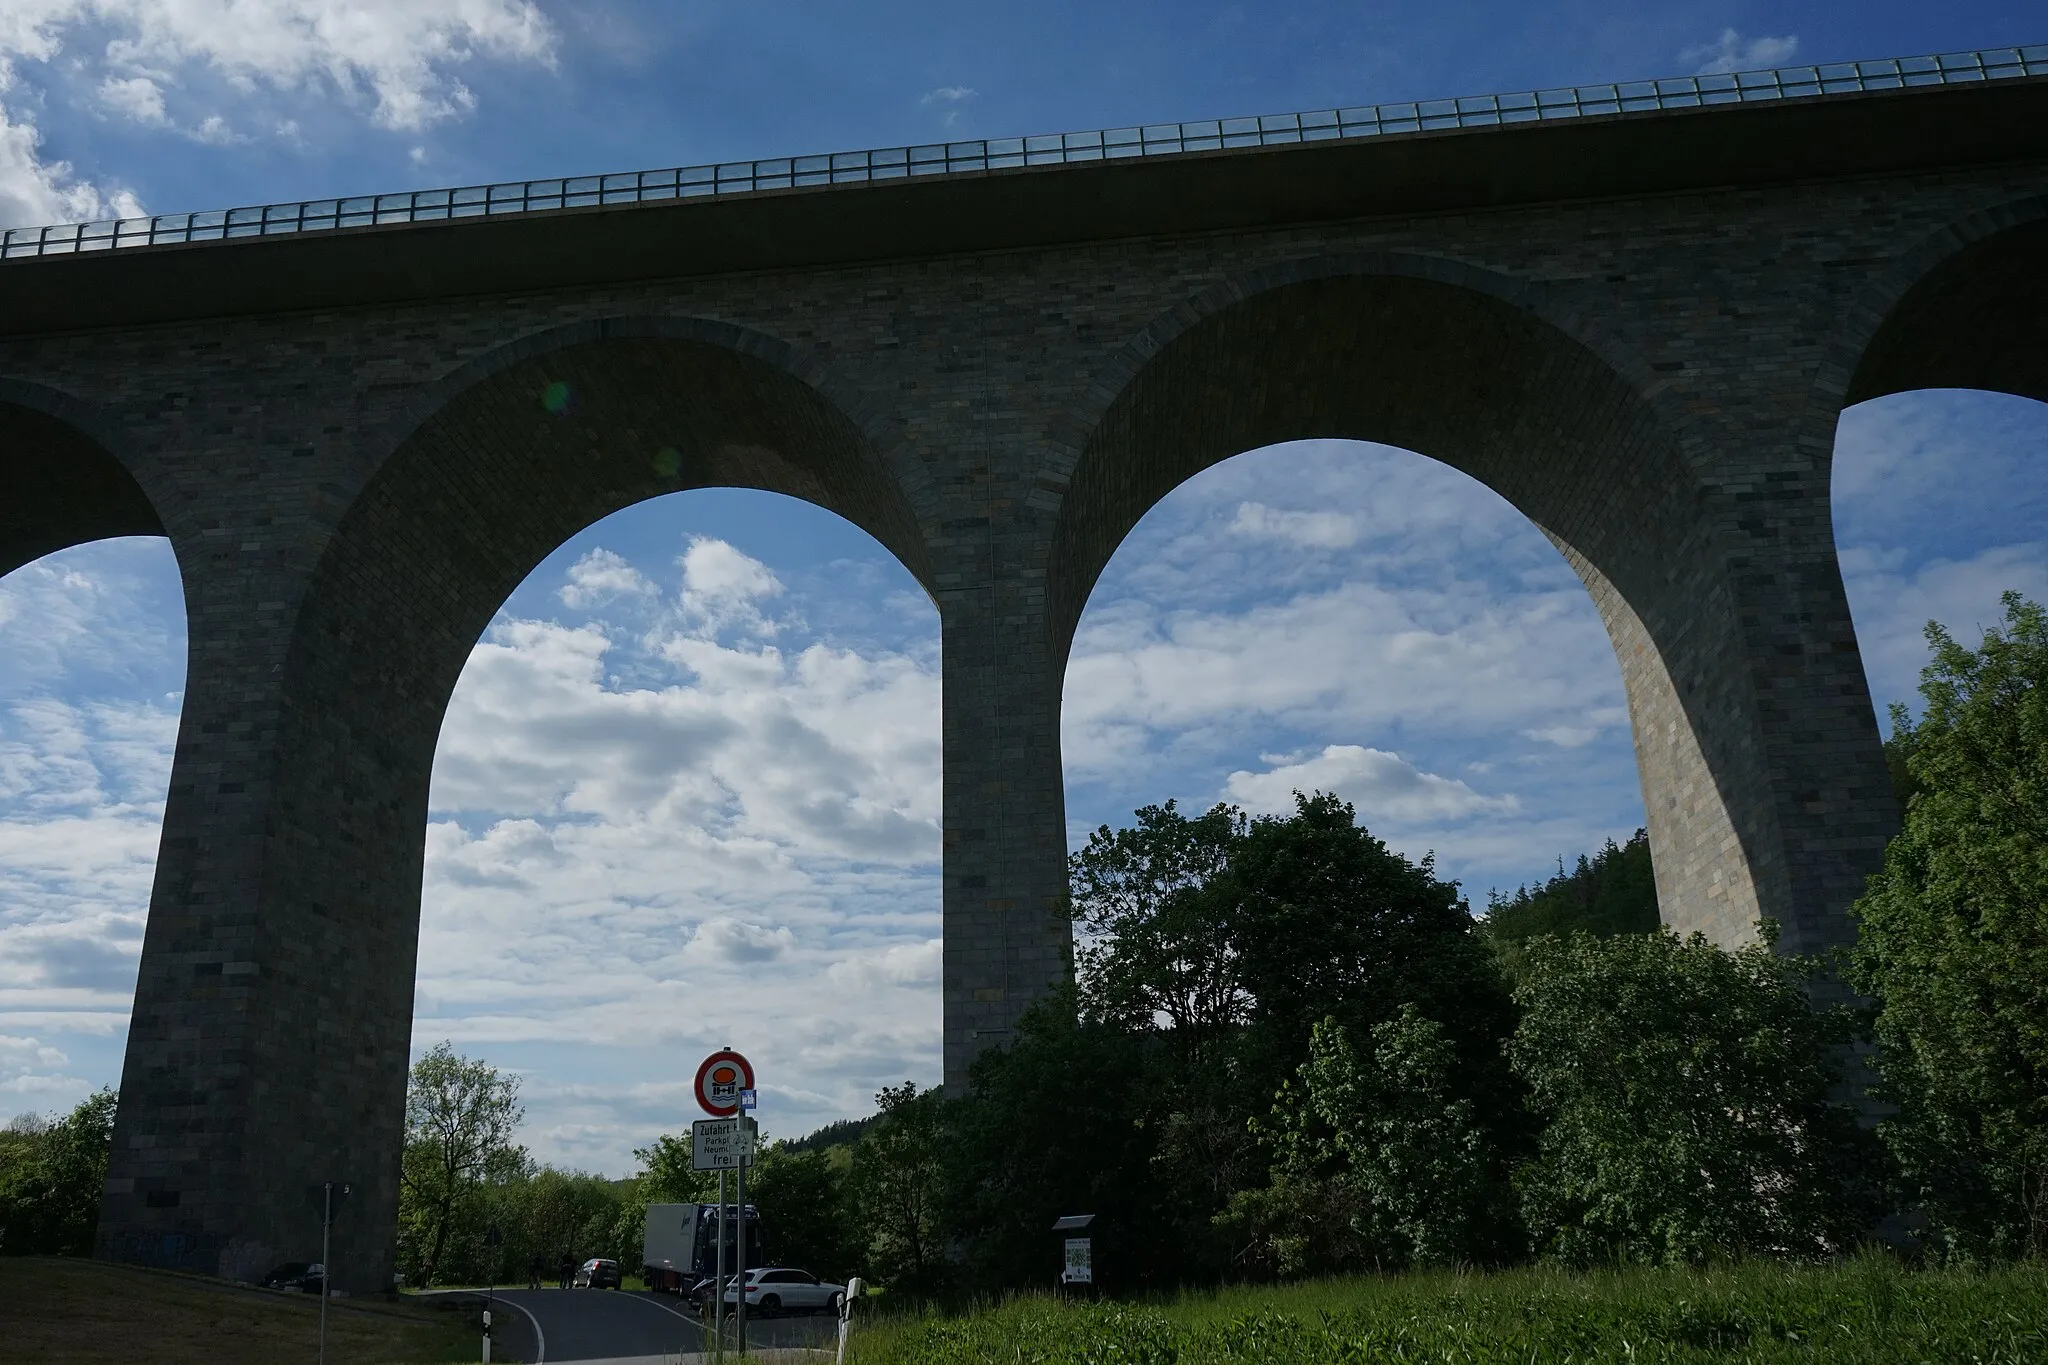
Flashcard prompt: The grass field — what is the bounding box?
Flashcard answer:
[1,1257,485,1364]
[848,1255,2048,1364]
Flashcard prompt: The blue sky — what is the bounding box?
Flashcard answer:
[0,1,2043,1173]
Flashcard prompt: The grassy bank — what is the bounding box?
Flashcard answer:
[1,1257,483,1364]
[849,1255,2048,1364]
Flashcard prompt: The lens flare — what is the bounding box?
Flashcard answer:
[540,380,572,414]
[652,446,682,478]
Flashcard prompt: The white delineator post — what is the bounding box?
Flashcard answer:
[837,1276,864,1365]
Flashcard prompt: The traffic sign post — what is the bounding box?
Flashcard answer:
[695,1050,756,1358]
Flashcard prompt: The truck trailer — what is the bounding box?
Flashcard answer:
[642,1202,764,1294]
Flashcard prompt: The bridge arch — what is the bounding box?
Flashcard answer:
[1830,194,2048,410]
[0,379,169,578]
[1045,260,1786,949]
[103,316,936,1289]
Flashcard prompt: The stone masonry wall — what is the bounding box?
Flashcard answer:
[0,158,2040,1286]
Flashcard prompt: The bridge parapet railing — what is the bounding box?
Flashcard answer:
[5,45,2044,261]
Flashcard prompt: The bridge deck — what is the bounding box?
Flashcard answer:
[3,44,2043,262]
[0,46,2044,336]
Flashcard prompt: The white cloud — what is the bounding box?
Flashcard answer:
[0,0,559,233]
[920,84,976,128]
[686,917,797,965]
[677,536,785,636]
[1835,392,2048,718]
[1228,501,1360,550]
[1223,744,1517,822]
[1062,577,1617,780]
[0,99,141,228]
[55,0,556,133]
[827,938,942,991]
[403,523,946,1163]
[1681,29,1798,76]
[96,73,165,123]
[559,548,657,610]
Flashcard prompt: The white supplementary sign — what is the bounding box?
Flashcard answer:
[1063,1237,1092,1284]
[692,1116,758,1171]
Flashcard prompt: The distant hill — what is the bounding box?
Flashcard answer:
[1483,828,1660,941]
[782,1115,873,1154]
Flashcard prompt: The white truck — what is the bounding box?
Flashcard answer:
[641,1202,763,1295]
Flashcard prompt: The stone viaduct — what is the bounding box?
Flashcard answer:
[0,57,2044,1289]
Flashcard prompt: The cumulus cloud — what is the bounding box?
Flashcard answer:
[676,536,785,636]
[0,0,558,230]
[403,520,945,1162]
[24,0,557,132]
[827,938,942,991]
[0,99,141,228]
[1223,744,1517,821]
[96,73,165,124]
[559,548,657,610]
[1228,501,1360,550]
[1681,29,1798,75]
[686,917,797,965]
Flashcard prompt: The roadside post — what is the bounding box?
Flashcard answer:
[694,1049,756,1360]
[315,1180,350,1365]
[482,1225,502,1363]
[1053,1214,1096,1297]
[836,1276,865,1365]
[715,1169,726,1361]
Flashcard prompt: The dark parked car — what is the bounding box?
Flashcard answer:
[573,1257,622,1289]
[261,1262,326,1294]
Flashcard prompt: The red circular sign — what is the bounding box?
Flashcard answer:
[694,1050,754,1117]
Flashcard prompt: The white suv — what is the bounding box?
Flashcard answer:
[721,1267,846,1316]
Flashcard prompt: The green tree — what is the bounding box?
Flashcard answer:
[751,1143,856,1279]
[1852,593,2048,1260]
[1265,1008,1514,1268]
[0,1089,116,1257]
[634,1131,717,1204]
[1229,794,1518,1076]
[949,989,1179,1292]
[1510,929,1877,1265]
[397,1042,524,1286]
[1070,800,1249,1062]
[1484,829,1661,942]
[850,1082,949,1297]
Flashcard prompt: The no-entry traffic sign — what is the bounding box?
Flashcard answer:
[695,1049,754,1117]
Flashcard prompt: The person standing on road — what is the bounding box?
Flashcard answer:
[528,1253,543,1290]
[558,1253,575,1289]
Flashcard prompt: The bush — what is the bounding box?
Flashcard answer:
[1509,931,1877,1264]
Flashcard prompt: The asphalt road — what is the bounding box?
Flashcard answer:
[455,1287,837,1363]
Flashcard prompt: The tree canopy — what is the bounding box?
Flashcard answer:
[1852,592,2048,1260]
[0,1088,116,1257]
[1484,828,1661,942]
